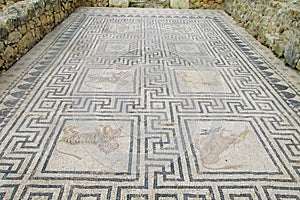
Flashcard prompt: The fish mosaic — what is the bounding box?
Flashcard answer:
[195,126,250,165]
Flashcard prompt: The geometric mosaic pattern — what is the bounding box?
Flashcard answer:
[0,7,300,199]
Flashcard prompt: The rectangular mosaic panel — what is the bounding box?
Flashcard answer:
[0,7,299,199]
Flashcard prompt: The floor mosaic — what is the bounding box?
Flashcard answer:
[0,7,300,199]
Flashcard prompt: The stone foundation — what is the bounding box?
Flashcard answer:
[0,0,23,9]
[129,0,170,8]
[190,0,224,9]
[171,0,189,9]
[83,0,108,7]
[109,0,128,7]
[225,0,300,70]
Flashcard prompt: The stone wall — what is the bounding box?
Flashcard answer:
[83,0,108,7]
[225,0,300,70]
[0,0,23,9]
[0,0,81,70]
[190,0,224,9]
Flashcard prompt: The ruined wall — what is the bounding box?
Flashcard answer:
[0,0,81,70]
[225,0,300,70]
[190,0,224,9]
[83,0,108,7]
[0,0,23,9]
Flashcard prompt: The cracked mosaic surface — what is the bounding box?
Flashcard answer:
[0,7,300,199]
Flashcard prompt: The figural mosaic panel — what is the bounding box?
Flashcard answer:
[0,7,299,199]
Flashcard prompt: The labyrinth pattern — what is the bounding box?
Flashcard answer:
[0,8,300,199]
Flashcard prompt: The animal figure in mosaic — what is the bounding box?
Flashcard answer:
[195,126,250,165]
[62,125,121,154]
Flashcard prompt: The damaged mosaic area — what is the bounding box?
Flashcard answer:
[0,7,299,199]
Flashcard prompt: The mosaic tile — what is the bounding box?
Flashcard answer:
[0,7,299,199]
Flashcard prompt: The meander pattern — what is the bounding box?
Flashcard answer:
[0,8,299,199]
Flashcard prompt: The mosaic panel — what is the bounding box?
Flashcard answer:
[0,8,299,199]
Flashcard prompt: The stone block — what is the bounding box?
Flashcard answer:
[0,21,9,40]
[18,32,33,52]
[225,1,232,13]
[18,25,27,35]
[8,31,22,44]
[3,45,14,61]
[109,0,128,7]
[296,60,300,70]
[284,44,300,68]
[0,41,4,53]
[274,42,285,58]
[170,0,189,9]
